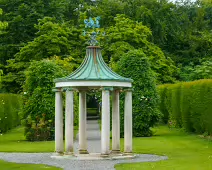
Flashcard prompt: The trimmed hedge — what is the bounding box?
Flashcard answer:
[158,79,212,135]
[0,93,22,133]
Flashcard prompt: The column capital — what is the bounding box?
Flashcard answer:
[52,88,62,92]
[122,88,133,92]
[112,88,121,92]
[78,90,88,93]
[62,87,75,92]
[101,87,113,91]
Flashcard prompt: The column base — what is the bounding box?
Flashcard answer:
[123,152,133,155]
[100,153,110,158]
[53,152,64,156]
[79,149,89,154]
[111,150,121,154]
[64,151,74,155]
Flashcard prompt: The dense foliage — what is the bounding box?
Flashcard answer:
[0,0,211,139]
[0,94,22,133]
[179,58,212,81]
[103,15,176,84]
[158,80,212,135]
[22,59,77,141]
[115,50,160,137]
[0,0,211,93]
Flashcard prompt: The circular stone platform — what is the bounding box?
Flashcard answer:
[51,153,136,160]
[0,152,168,170]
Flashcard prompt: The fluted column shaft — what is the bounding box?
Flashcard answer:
[124,90,132,153]
[101,88,110,155]
[112,90,120,152]
[55,88,64,154]
[79,91,88,154]
[65,89,74,154]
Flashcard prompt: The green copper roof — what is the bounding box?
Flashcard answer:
[55,46,132,82]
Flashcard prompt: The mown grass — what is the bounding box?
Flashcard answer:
[1,125,212,169]
[0,160,61,170]
[0,126,78,152]
[116,126,212,170]
[0,126,78,169]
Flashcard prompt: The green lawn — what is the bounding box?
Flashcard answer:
[1,125,212,169]
[0,160,60,170]
[116,126,212,170]
[0,126,78,152]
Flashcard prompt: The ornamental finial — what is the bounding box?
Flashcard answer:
[83,16,102,46]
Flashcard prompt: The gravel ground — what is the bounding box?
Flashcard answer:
[0,120,168,169]
[0,152,168,170]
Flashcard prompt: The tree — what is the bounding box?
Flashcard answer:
[0,69,3,90]
[0,8,8,64]
[0,0,68,65]
[103,14,176,84]
[179,58,212,81]
[0,9,8,34]
[2,17,85,93]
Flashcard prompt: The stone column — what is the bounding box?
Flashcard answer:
[65,89,74,154]
[112,90,120,153]
[101,88,111,155]
[124,89,132,154]
[55,88,64,155]
[79,91,88,154]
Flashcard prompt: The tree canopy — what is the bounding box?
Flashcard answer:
[0,0,211,93]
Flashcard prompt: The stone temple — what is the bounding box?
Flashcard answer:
[53,45,133,159]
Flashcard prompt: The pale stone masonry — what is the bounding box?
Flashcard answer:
[53,46,133,157]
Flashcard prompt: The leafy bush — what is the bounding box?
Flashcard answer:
[158,79,212,135]
[179,58,212,81]
[115,49,160,137]
[22,59,78,141]
[0,94,22,133]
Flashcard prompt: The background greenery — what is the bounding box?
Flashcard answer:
[0,0,211,93]
[0,0,211,140]
[0,93,22,133]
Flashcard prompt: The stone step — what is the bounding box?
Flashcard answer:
[87,120,99,124]
[87,130,101,140]
[74,140,101,154]
[87,116,100,120]
[75,130,101,140]
[75,120,101,141]
[87,124,99,130]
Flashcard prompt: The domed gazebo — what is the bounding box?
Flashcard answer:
[53,17,133,157]
[53,46,133,156]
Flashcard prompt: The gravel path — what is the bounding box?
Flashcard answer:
[74,120,101,153]
[0,120,168,169]
[0,152,167,170]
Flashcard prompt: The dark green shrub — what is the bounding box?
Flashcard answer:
[115,49,160,137]
[22,59,79,141]
[0,94,22,133]
[158,79,212,135]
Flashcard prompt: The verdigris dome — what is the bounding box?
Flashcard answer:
[54,46,132,88]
